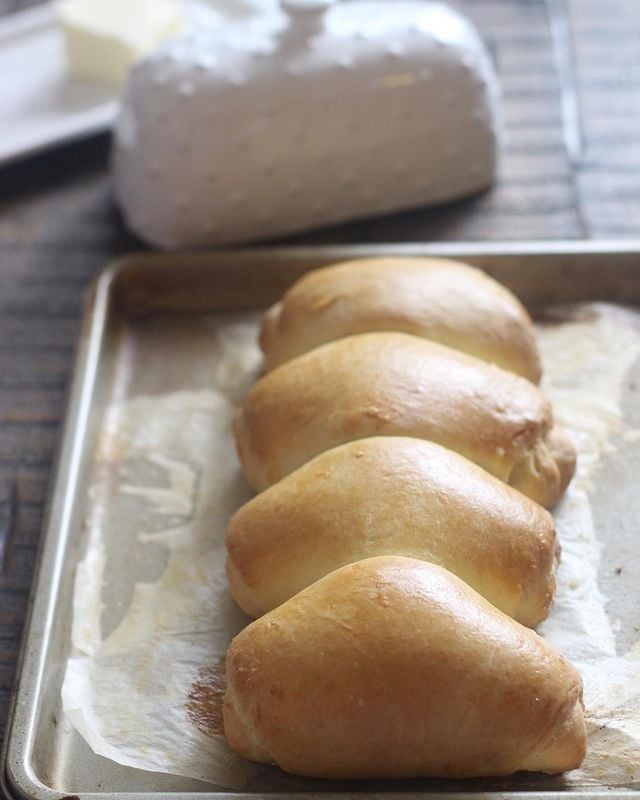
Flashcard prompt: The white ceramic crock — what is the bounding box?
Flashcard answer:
[113,0,502,248]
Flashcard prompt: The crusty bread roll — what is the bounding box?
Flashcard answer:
[224,556,586,778]
[234,332,575,507]
[227,437,559,626]
[260,257,541,382]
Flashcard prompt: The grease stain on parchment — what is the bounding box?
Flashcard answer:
[186,660,227,737]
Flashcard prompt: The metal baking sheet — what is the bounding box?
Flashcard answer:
[3,240,640,800]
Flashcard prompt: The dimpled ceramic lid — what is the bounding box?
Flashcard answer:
[112,0,502,248]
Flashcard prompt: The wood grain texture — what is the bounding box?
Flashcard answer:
[568,0,640,237]
[1,0,640,766]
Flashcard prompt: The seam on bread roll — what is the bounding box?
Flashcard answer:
[222,668,274,766]
[520,684,587,774]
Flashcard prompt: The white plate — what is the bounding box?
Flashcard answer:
[0,4,119,167]
[0,0,277,167]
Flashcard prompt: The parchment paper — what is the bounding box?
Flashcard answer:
[62,303,640,788]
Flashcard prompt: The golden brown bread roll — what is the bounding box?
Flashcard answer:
[227,437,559,626]
[260,257,541,382]
[224,556,586,778]
[234,332,575,506]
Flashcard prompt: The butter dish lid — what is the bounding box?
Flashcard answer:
[113,0,502,248]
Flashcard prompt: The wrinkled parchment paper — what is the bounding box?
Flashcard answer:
[62,304,640,788]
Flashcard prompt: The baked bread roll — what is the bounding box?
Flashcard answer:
[234,332,575,506]
[261,257,541,382]
[224,556,586,779]
[227,437,559,626]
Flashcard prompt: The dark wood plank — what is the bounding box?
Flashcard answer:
[567,0,640,237]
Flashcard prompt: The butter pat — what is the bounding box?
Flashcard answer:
[56,0,185,86]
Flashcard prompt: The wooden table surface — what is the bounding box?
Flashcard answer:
[1,0,640,783]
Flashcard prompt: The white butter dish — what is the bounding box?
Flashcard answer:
[113,0,502,248]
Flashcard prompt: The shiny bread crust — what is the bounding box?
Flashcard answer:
[234,332,574,506]
[223,557,586,779]
[260,257,542,382]
[227,437,559,626]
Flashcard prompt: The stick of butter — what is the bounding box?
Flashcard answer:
[55,0,185,86]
